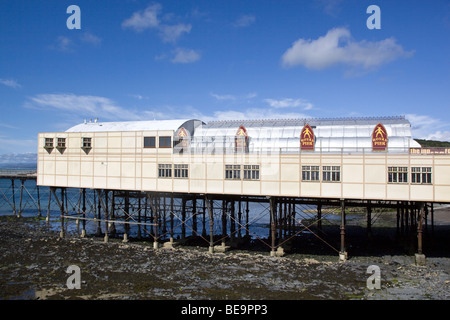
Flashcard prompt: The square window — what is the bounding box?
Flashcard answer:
[144,136,156,148]
[159,136,172,148]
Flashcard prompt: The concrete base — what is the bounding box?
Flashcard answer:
[209,246,214,254]
[276,246,285,257]
[80,229,86,238]
[59,231,64,239]
[153,241,159,249]
[163,238,182,249]
[104,235,109,243]
[122,233,129,242]
[339,251,348,262]
[214,243,231,253]
[415,253,426,266]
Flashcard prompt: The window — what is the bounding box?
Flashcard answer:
[323,166,341,182]
[225,165,241,180]
[244,165,260,180]
[82,137,92,148]
[159,136,172,148]
[144,136,156,148]
[158,164,172,178]
[411,167,432,184]
[44,138,53,148]
[302,166,320,181]
[388,167,408,183]
[57,138,66,149]
[174,164,188,178]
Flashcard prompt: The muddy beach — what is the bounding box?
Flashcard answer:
[1,207,450,301]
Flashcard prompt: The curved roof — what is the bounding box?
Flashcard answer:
[65,119,197,133]
[190,116,420,152]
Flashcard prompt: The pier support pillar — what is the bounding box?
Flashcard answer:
[270,197,277,257]
[339,199,347,262]
[416,203,426,266]
[205,196,214,254]
[81,188,86,238]
[366,201,372,240]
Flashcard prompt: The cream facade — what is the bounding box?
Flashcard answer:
[37,124,450,203]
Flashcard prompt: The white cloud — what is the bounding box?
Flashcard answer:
[211,92,258,102]
[159,23,192,43]
[315,0,344,17]
[0,78,21,89]
[406,113,450,141]
[122,3,191,43]
[281,27,413,71]
[129,94,149,100]
[121,4,161,32]
[233,14,256,28]
[425,131,450,142]
[81,32,102,46]
[0,138,36,155]
[52,36,72,52]
[27,93,141,121]
[210,93,236,101]
[264,98,314,110]
[171,48,201,64]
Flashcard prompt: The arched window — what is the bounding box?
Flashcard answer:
[235,125,249,153]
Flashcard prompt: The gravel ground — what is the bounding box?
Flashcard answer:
[0,213,449,301]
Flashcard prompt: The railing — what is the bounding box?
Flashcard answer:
[172,146,450,155]
[0,169,37,176]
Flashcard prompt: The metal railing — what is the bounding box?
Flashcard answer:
[0,169,37,176]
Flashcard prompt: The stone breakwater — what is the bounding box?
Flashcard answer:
[0,216,449,300]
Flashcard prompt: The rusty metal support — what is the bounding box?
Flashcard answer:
[192,197,197,236]
[270,197,277,256]
[416,202,426,265]
[18,179,24,217]
[317,202,322,234]
[245,200,249,237]
[170,194,174,241]
[81,188,86,237]
[50,187,64,238]
[417,203,425,254]
[205,195,214,253]
[339,199,347,261]
[366,201,372,239]
[36,185,42,217]
[230,199,236,241]
[96,189,109,242]
[181,197,186,239]
[11,179,16,216]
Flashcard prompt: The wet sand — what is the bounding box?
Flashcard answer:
[0,208,449,301]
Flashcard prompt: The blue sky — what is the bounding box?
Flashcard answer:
[0,0,449,154]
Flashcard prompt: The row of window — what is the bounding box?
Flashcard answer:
[388,166,432,184]
[225,165,260,180]
[45,137,172,150]
[144,136,172,148]
[158,164,189,178]
[301,165,432,184]
[302,165,341,182]
[45,137,92,149]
